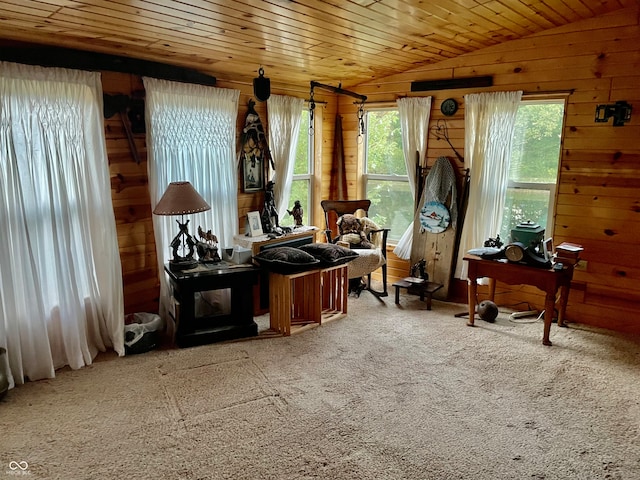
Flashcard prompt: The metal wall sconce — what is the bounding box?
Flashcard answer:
[595,101,632,126]
[253,67,270,102]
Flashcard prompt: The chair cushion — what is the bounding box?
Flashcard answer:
[346,248,387,279]
[298,242,359,267]
[253,246,320,274]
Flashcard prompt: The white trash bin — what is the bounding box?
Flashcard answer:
[124,313,163,355]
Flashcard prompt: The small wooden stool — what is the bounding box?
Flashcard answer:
[269,269,321,336]
[392,279,443,310]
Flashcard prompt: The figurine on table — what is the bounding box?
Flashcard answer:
[287,200,304,227]
[196,226,221,262]
[261,180,280,234]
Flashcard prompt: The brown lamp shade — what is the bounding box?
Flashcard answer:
[153,181,211,215]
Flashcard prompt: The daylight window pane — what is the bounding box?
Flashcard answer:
[365,110,405,176]
[500,188,551,241]
[509,102,563,184]
[294,110,310,175]
[366,179,412,242]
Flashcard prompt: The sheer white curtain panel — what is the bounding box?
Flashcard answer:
[267,94,305,218]
[143,78,240,320]
[0,62,124,389]
[454,91,523,280]
[393,96,432,259]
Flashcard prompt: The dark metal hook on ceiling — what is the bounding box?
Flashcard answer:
[309,81,367,102]
[309,81,367,138]
[430,119,464,163]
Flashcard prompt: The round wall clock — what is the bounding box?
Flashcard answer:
[440,98,458,116]
[505,242,526,262]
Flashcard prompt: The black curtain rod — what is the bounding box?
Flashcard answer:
[310,81,367,102]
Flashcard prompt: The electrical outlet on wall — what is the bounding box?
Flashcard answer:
[574,260,587,271]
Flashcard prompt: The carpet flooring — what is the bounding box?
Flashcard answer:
[1,291,639,480]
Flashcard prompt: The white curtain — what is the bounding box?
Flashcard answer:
[267,94,305,218]
[0,62,124,389]
[393,96,432,259]
[455,91,523,280]
[143,78,240,319]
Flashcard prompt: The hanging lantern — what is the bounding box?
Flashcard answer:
[253,67,271,102]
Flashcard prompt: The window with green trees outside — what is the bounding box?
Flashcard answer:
[280,109,312,228]
[364,109,412,243]
[500,100,565,243]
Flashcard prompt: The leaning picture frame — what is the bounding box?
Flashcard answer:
[247,211,263,237]
[543,237,554,261]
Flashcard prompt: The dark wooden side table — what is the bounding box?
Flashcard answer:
[165,262,259,348]
[392,278,443,310]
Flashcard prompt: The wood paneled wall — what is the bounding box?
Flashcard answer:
[102,72,157,315]
[4,5,638,335]
[338,6,640,334]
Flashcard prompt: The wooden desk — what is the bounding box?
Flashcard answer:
[463,255,574,346]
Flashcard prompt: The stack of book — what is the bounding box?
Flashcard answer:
[555,242,583,266]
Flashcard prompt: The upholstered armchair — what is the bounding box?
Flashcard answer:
[320,199,389,297]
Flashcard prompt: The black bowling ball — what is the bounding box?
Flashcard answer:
[477,300,499,323]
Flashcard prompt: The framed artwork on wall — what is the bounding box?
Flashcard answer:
[240,99,271,193]
[242,152,264,192]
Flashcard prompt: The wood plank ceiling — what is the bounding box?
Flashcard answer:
[0,0,633,89]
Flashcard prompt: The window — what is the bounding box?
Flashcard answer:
[280,108,313,227]
[500,100,565,242]
[363,108,412,242]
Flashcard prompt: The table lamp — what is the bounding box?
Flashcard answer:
[153,181,210,271]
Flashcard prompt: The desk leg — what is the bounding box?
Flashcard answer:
[557,285,569,327]
[542,292,555,346]
[488,278,496,301]
[467,278,477,327]
[174,286,196,336]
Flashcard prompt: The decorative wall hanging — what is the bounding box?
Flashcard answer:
[253,66,271,102]
[595,100,632,126]
[240,100,272,192]
[419,201,451,233]
[417,156,459,232]
[309,81,367,137]
[430,119,464,163]
[103,93,143,163]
